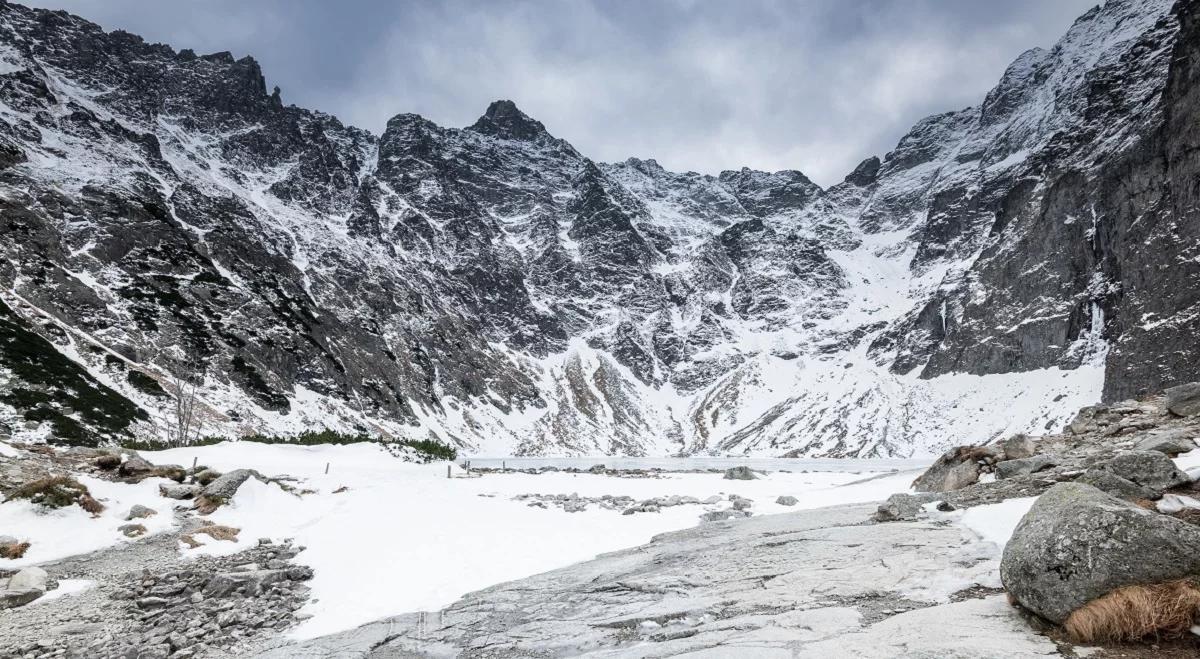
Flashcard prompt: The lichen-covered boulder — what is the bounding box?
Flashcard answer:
[200,469,260,500]
[1135,430,1197,456]
[1001,482,1200,624]
[1097,451,1190,491]
[1165,382,1200,417]
[722,466,757,481]
[911,446,995,492]
[1000,434,1036,460]
[995,455,1056,480]
[1073,469,1158,501]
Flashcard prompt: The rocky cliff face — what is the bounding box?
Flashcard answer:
[0,0,1193,456]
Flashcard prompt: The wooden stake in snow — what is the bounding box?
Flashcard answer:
[447,465,452,479]
[325,462,330,475]
[192,456,197,472]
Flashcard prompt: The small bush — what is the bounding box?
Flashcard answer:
[93,454,122,470]
[182,523,240,546]
[399,438,457,462]
[194,469,222,486]
[1064,579,1200,643]
[0,541,30,559]
[152,465,187,483]
[6,476,102,512]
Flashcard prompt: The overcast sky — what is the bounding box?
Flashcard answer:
[29,0,1097,186]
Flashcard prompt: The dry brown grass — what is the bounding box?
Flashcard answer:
[78,493,105,515]
[7,476,104,513]
[1133,498,1158,511]
[193,494,225,515]
[93,454,122,470]
[1064,579,1200,643]
[181,524,241,547]
[0,541,30,559]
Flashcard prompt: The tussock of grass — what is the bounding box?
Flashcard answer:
[193,494,226,515]
[181,523,240,547]
[6,476,104,513]
[1064,579,1200,643]
[0,541,30,559]
[93,454,122,470]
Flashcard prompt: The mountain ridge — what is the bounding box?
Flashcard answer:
[0,0,1195,457]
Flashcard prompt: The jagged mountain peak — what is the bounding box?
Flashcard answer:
[0,0,1195,459]
[468,99,550,141]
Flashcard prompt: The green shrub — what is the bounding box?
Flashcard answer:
[399,438,457,462]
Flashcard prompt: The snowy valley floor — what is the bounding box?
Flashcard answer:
[3,439,1145,657]
[2,441,927,641]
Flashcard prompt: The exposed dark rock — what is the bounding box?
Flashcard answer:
[1001,482,1200,624]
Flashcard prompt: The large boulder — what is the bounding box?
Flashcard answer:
[200,469,260,501]
[7,567,47,591]
[1097,451,1190,491]
[1001,483,1200,624]
[1074,469,1158,501]
[1135,430,1197,456]
[995,455,1056,480]
[722,466,757,481]
[118,455,155,477]
[159,483,200,500]
[911,446,994,492]
[872,493,931,522]
[1000,434,1036,460]
[1165,382,1200,417]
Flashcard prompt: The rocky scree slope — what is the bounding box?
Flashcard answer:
[0,0,1196,457]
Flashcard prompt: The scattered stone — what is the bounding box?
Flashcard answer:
[1001,482,1200,624]
[1165,382,1200,417]
[698,509,752,522]
[701,495,722,504]
[935,501,956,512]
[119,523,148,538]
[126,504,157,520]
[8,567,47,592]
[159,483,201,500]
[722,466,757,481]
[0,588,42,609]
[1097,450,1191,491]
[118,455,155,477]
[1134,430,1198,456]
[911,446,993,492]
[873,493,926,522]
[1073,469,1159,501]
[994,455,1056,480]
[1000,434,1036,460]
[776,495,798,506]
[731,496,752,511]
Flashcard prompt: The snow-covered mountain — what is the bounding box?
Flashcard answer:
[0,0,1196,457]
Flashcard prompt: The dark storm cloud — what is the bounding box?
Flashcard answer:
[27,0,1098,185]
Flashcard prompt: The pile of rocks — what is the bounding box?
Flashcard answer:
[513,492,724,514]
[0,540,314,659]
[876,387,1200,521]
[0,566,53,610]
[892,383,1200,645]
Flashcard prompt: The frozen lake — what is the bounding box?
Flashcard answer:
[466,456,931,473]
[3,441,930,641]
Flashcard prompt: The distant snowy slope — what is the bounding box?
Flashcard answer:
[0,0,1194,457]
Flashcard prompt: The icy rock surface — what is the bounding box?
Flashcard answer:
[258,503,1055,658]
[0,0,1195,457]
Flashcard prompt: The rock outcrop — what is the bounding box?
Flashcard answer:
[0,0,1195,457]
[1001,483,1200,624]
